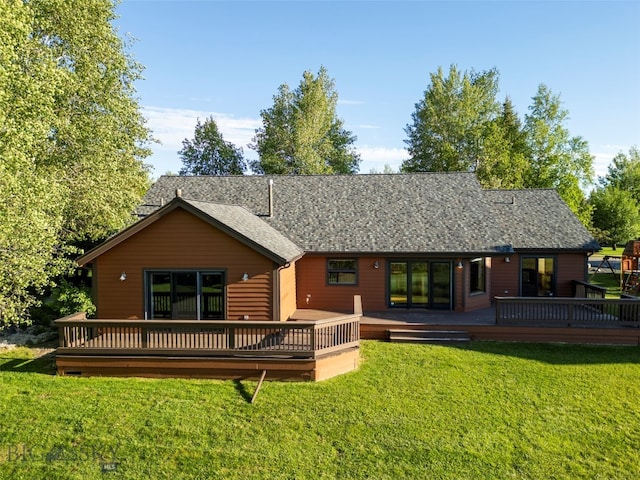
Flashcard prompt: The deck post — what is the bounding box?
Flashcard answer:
[251,370,268,403]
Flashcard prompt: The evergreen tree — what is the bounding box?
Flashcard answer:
[179,117,246,175]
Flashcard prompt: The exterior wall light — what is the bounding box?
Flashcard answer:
[456,262,463,270]
[373,261,379,269]
[242,273,249,281]
[119,272,127,281]
[505,257,511,263]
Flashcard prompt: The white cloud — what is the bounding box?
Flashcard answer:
[140,106,261,176]
[356,146,407,173]
[142,106,260,153]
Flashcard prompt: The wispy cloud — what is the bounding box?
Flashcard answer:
[356,146,407,173]
[356,124,381,130]
[142,106,261,153]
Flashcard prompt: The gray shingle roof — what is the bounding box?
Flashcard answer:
[139,173,598,255]
[181,199,304,263]
[485,189,600,251]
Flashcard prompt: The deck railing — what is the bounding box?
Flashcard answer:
[55,314,360,359]
[573,280,607,299]
[495,297,640,327]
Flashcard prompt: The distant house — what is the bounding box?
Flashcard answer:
[77,173,599,321]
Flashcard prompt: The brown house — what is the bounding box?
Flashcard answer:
[78,173,600,321]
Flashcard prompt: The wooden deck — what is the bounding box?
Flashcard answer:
[55,312,360,381]
[360,297,640,346]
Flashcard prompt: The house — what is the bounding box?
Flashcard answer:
[77,173,600,321]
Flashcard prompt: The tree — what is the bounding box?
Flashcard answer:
[476,97,529,189]
[401,65,500,173]
[250,66,360,174]
[601,146,640,204]
[589,187,640,247]
[523,84,594,225]
[0,0,152,325]
[31,0,153,242]
[179,117,246,175]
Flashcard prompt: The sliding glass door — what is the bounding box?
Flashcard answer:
[147,271,224,320]
[389,261,452,309]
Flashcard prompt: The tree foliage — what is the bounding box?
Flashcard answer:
[476,98,529,189]
[589,187,640,247]
[179,117,246,175]
[601,146,640,204]
[402,65,501,173]
[250,66,360,174]
[522,85,594,224]
[590,146,640,245]
[402,66,595,226]
[0,0,151,325]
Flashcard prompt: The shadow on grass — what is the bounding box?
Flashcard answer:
[0,350,57,375]
[233,379,255,403]
[468,340,640,365]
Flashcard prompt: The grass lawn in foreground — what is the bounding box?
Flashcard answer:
[0,341,639,479]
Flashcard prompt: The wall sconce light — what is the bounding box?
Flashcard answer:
[119,272,127,281]
[242,273,249,282]
[505,256,511,263]
[456,262,463,270]
[373,261,379,269]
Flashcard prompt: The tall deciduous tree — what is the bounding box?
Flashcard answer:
[401,65,500,173]
[32,0,152,242]
[179,117,246,175]
[523,84,594,224]
[250,66,360,174]
[0,0,152,325]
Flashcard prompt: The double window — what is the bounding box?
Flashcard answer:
[327,259,358,285]
[146,270,224,320]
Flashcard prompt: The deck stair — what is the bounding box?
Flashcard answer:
[387,329,471,345]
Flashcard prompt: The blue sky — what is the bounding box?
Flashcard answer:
[115,0,640,179]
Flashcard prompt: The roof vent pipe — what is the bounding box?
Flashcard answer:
[268,179,274,218]
[176,189,182,198]
[511,195,516,205]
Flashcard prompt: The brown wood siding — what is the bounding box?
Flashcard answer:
[278,262,297,321]
[296,256,387,312]
[94,208,274,320]
[490,256,520,298]
[557,253,588,296]
[491,253,589,298]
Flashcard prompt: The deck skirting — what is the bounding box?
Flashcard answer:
[361,323,640,346]
[56,347,360,381]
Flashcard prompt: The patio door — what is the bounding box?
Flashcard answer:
[389,261,452,309]
[147,271,224,320]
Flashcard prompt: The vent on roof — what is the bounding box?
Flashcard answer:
[511,195,516,205]
[176,189,182,198]
[268,179,274,218]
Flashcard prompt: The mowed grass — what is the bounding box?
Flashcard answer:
[1,341,639,479]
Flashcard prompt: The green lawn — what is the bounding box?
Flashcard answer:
[1,341,639,479]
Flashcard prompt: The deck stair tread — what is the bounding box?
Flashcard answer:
[388,328,471,345]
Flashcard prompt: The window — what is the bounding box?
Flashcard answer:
[521,257,555,296]
[146,270,224,319]
[327,259,357,285]
[469,257,486,294]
